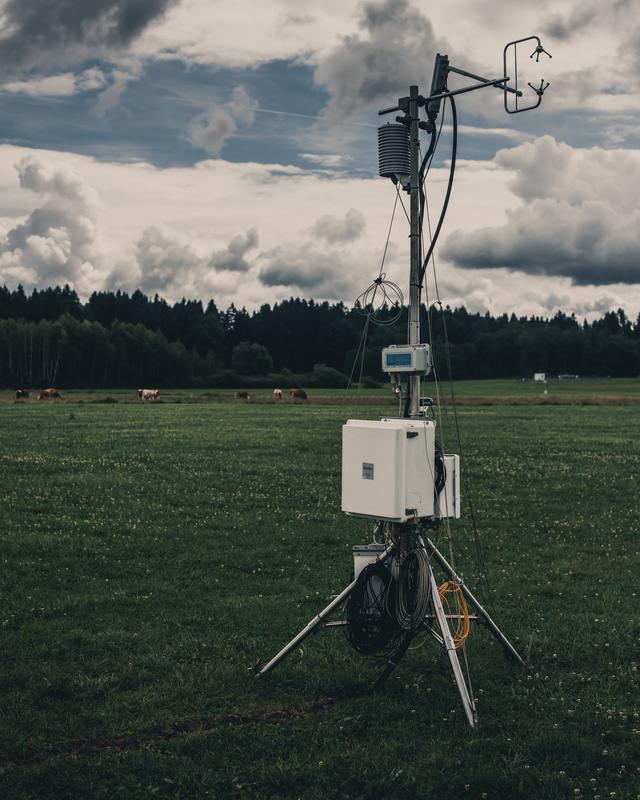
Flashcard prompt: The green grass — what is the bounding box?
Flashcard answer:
[1,393,639,799]
[3,375,639,407]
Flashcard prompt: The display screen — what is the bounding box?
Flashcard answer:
[385,352,412,367]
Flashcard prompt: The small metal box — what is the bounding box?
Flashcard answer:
[341,418,436,522]
[435,454,461,519]
[352,544,388,580]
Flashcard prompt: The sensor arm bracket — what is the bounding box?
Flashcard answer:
[448,65,522,96]
[378,76,515,117]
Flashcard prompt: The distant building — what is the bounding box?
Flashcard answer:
[558,374,579,380]
[533,372,546,382]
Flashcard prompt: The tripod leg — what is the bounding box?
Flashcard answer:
[258,545,394,676]
[428,567,477,728]
[372,630,417,691]
[424,536,524,666]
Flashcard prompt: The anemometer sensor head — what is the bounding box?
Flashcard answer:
[503,35,551,114]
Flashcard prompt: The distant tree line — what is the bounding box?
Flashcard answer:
[0,284,639,389]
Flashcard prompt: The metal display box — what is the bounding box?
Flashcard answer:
[341,418,436,522]
[381,344,431,374]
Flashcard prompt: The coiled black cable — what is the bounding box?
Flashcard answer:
[344,561,400,655]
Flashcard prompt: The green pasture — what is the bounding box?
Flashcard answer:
[2,375,639,407]
[0,392,639,799]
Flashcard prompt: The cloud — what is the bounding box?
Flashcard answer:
[299,153,353,168]
[209,228,258,272]
[2,67,107,96]
[442,136,640,285]
[188,85,258,154]
[3,142,640,320]
[94,63,143,118]
[132,226,201,295]
[544,6,597,40]
[188,108,236,155]
[0,157,102,290]
[228,85,258,127]
[259,242,358,299]
[314,0,443,118]
[122,225,259,297]
[544,0,630,41]
[312,208,365,243]
[0,0,179,75]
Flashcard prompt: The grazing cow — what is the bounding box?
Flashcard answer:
[15,389,29,400]
[236,390,250,400]
[290,388,308,400]
[273,388,283,400]
[38,388,61,400]
[138,389,160,401]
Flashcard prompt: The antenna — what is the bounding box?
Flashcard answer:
[258,37,552,730]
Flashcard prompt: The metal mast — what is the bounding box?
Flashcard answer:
[407,85,421,418]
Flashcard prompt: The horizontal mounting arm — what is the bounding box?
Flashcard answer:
[448,65,522,97]
[378,76,515,116]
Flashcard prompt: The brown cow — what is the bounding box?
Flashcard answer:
[290,388,308,400]
[38,388,61,400]
[236,390,250,400]
[15,389,29,400]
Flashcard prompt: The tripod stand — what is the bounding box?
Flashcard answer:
[258,533,523,729]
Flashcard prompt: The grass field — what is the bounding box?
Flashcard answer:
[2,376,640,407]
[1,383,639,799]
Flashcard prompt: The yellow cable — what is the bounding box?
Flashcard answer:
[438,580,470,648]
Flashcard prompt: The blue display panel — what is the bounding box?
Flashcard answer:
[386,352,412,367]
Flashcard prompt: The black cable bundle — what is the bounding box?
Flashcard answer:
[387,548,432,631]
[344,561,400,655]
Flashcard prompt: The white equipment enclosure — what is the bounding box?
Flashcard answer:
[341,418,436,522]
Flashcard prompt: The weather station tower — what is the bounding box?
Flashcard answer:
[258,36,552,728]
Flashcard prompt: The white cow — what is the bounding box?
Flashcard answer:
[138,389,160,401]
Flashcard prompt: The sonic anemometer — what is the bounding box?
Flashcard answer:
[258,36,551,729]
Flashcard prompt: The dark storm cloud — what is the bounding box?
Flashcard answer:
[314,0,442,118]
[544,7,596,40]
[259,242,356,298]
[544,0,630,41]
[209,228,258,272]
[443,136,640,286]
[0,0,180,73]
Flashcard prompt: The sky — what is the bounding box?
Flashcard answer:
[0,0,639,319]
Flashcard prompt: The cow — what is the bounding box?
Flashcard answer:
[15,389,29,400]
[236,390,250,400]
[290,388,308,400]
[138,389,160,401]
[273,388,283,400]
[38,388,61,400]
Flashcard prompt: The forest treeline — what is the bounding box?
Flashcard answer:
[0,284,639,388]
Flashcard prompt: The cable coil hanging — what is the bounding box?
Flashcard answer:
[437,581,470,648]
[355,273,403,326]
[388,548,432,631]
